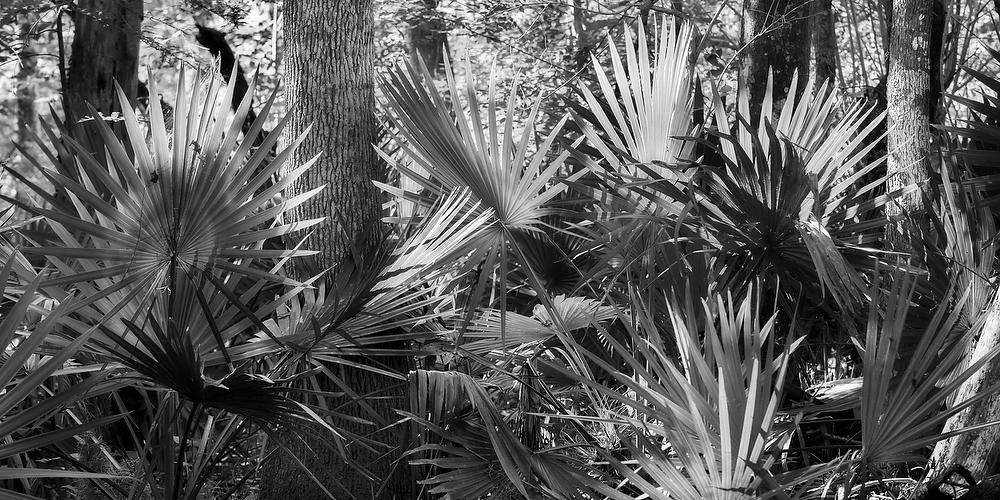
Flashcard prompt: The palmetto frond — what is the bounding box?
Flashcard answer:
[405,370,611,499]
[459,295,617,355]
[507,225,591,296]
[568,16,696,230]
[576,17,695,171]
[1,68,341,484]
[2,68,324,375]
[567,24,914,317]
[714,76,891,228]
[859,272,1000,464]
[0,252,123,496]
[941,45,1000,176]
[547,287,800,499]
[378,56,579,232]
[228,190,490,366]
[918,165,997,329]
[378,53,589,345]
[4,67,321,323]
[673,76,919,311]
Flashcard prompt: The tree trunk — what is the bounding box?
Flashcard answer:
[931,301,1000,478]
[929,0,1000,473]
[889,0,1000,479]
[194,25,259,138]
[66,0,141,121]
[408,0,448,74]
[884,0,940,219]
[16,21,38,145]
[929,0,947,124]
[740,0,811,120]
[279,0,382,269]
[258,1,413,498]
[571,0,594,72]
[810,0,838,89]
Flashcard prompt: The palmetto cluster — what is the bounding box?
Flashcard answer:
[5,14,1000,500]
[376,15,1000,500]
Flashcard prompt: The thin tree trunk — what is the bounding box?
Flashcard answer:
[884,0,936,219]
[66,0,141,121]
[929,0,947,124]
[810,0,838,89]
[258,1,413,498]
[408,0,448,73]
[16,22,38,145]
[886,0,944,222]
[571,0,593,72]
[740,0,811,120]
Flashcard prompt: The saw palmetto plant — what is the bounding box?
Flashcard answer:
[0,253,126,498]
[575,17,696,175]
[0,68,344,498]
[541,287,802,499]
[365,15,1000,500]
[10,11,1000,500]
[366,16,1000,499]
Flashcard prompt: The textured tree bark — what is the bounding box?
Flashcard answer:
[740,0,811,120]
[928,0,947,124]
[884,0,935,218]
[258,1,413,498]
[896,0,1000,480]
[66,0,141,121]
[810,0,838,89]
[279,0,382,269]
[929,1,1000,471]
[929,301,1000,478]
[408,0,448,74]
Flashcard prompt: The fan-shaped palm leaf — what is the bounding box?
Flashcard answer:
[404,369,613,499]
[545,287,801,499]
[225,189,491,366]
[3,67,321,328]
[575,17,695,173]
[859,272,1000,464]
[0,252,123,497]
[2,67,324,376]
[377,55,589,348]
[665,76,920,312]
[918,164,996,330]
[378,55,579,231]
[3,68,346,497]
[458,296,615,356]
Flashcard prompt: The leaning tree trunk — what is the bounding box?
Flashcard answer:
[740,0,811,120]
[258,1,413,498]
[66,0,141,122]
[884,0,1000,481]
[931,300,1000,478]
[924,0,1000,474]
